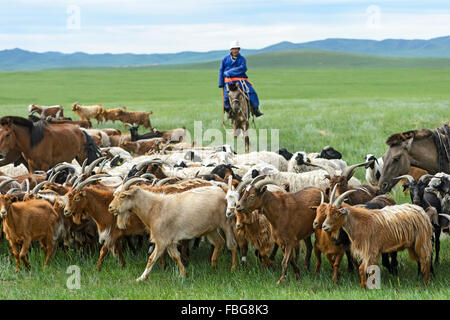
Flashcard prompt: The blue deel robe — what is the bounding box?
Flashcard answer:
[218,53,259,110]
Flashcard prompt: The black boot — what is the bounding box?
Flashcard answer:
[251,107,263,117]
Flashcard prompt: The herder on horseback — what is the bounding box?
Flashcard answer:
[219,40,263,118]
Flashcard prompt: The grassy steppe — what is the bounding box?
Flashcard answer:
[0,65,448,299]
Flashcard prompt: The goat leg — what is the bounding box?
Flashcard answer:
[136,243,164,282]
[167,243,186,277]
[96,245,109,270]
[278,244,294,284]
[313,243,321,276]
[19,240,31,270]
[345,249,355,273]
[303,237,312,270]
[115,240,126,268]
[11,242,21,272]
[269,243,278,261]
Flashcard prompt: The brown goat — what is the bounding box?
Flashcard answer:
[117,109,153,129]
[101,107,127,123]
[236,176,321,284]
[0,195,62,272]
[326,161,379,205]
[120,138,165,155]
[312,192,355,282]
[29,104,64,118]
[64,176,148,270]
[234,209,276,268]
[72,103,104,124]
[322,187,433,288]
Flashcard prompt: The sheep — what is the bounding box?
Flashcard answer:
[277,148,293,161]
[315,146,343,160]
[322,187,433,288]
[71,102,104,124]
[232,151,289,172]
[236,176,323,284]
[364,154,383,186]
[108,180,237,281]
[0,195,64,272]
[288,151,346,174]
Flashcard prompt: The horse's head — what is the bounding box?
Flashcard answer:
[378,135,413,193]
[226,83,243,113]
[0,119,19,164]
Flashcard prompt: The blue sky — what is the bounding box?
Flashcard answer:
[1,0,449,53]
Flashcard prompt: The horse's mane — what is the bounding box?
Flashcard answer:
[386,128,434,146]
[0,116,46,148]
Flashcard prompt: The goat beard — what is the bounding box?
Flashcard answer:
[116,211,131,230]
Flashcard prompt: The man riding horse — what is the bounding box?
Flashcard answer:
[219,40,263,118]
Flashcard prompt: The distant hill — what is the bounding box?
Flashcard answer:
[144,50,450,70]
[1,36,450,70]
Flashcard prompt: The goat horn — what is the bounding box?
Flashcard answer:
[69,174,79,186]
[320,191,325,205]
[53,163,76,173]
[235,179,252,195]
[393,175,415,184]
[419,174,434,183]
[227,175,233,190]
[49,171,61,184]
[341,161,372,180]
[23,179,30,193]
[32,181,47,195]
[332,189,358,208]
[254,178,279,191]
[0,178,17,191]
[438,214,450,224]
[136,160,153,171]
[155,177,173,186]
[7,188,21,195]
[86,156,107,175]
[81,158,88,174]
[75,174,110,191]
[63,173,73,186]
[355,186,372,196]
[124,123,133,128]
[123,177,147,191]
[97,159,108,173]
[329,183,339,204]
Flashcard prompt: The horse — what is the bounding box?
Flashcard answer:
[379,122,449,193]
[225,82,250,153]
[0,116,101,172]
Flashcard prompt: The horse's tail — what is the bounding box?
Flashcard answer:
[82,131,102,165]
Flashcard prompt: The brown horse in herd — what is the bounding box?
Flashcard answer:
[379,122,449,193]
[0,116,101,172]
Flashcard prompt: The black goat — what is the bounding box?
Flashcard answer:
[129,124,162,142]
[399,174,443,265]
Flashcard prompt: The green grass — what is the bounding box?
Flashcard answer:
[0,66,449,299]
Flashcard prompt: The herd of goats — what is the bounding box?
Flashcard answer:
[0,103,448,288]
